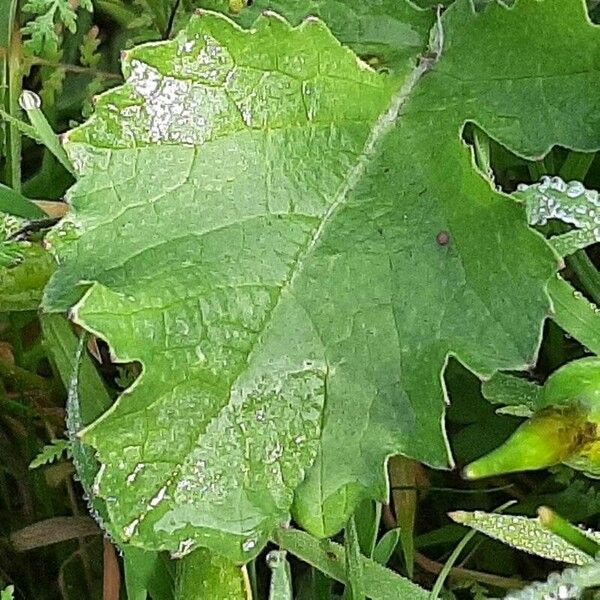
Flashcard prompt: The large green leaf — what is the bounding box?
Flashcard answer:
[43,0,600,559]
[192,0,435,74]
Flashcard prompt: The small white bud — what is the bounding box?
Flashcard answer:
[19,90,41,111]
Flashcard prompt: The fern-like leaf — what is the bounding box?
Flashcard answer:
[29,438,71,469]
[22,0,92,53]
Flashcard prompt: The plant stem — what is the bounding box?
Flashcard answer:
[26,57,122,81]
[266,551,293,600]
[428,526,477,599]
[7,6,22,191]
[429,501,515,598]
[19,91,75,175]
[537,506,600,558]
[414,553,523,591]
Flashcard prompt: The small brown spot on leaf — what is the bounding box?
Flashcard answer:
[436,231,450,246]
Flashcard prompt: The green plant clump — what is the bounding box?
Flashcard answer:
[2,0,600,598]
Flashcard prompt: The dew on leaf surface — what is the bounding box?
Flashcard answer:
[149,485,168,507]
[242,538,257,552]
[519,177,600,255]
[126,462,145,484]
[171,538,196,559]
[123,518,140,540]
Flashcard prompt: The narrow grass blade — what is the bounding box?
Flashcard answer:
[344,516,366,600]
[428,525,477,599]
[372,529,400,566]
[295,568,333,600]
[473,126,493,181]
[430,501,515,599]
[40,314,114,534]
[19,91,75,175]
[0,183,46,218]
[559,150,595,182]
[267,550,293,600]
[41,313,112,424]
[0,107,40,143]
[548,274,600,356]
[568,250,600,305]
[3,3,22,191]
[353,498,381,558]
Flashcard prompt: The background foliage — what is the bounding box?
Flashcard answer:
[2,0,600,598]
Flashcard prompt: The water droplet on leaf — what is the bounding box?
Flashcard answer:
[242,538,257,552]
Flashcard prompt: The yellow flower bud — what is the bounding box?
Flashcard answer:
[464,358,600,480]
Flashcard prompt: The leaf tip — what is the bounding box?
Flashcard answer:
[461,464,479,480]
[448,510,466,523]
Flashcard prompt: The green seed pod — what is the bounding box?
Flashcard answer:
[543,357,600,418]
[463,358,600,480]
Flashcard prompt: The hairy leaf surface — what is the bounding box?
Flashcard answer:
[450,510,600,566]
[43,0,600,558]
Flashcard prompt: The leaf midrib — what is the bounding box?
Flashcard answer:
[91,40,437,545]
